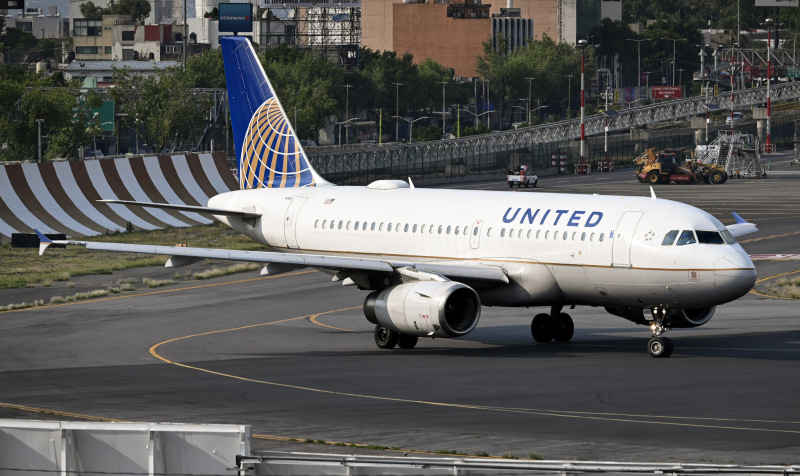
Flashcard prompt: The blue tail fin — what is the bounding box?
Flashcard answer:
[221,36,329,189]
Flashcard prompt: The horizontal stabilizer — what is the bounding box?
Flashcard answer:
[99,199,261,219]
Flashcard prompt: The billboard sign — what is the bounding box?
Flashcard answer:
[651,86,683,99]
[258,0,361,7]
[219,3,253,33]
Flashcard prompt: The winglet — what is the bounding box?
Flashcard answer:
[726,212,758,238]
[35,229,52,256]
[650,186,657,201]
[732,212,747,224]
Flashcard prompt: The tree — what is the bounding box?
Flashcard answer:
[108,0,151,24]
[109,66,211,153]
[79,1,105,18]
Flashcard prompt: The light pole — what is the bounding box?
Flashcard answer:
[392,82,402,142]
[36,118,44,162]
[765,17,773,149]
[439,81,447,138]
[566,74,573,118]
[393,116,430,143]
[525,77,534,123]
[626,38,647,92]
[459,110,491,137]
[343,84,352,145]
[659,38,680,86]
[575,39,589,173]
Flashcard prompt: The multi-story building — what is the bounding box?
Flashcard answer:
[3,7,69,40]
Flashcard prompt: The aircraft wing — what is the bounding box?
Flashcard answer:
[35,231,509,284]
[726,212,758,238]
[98,199,261,219]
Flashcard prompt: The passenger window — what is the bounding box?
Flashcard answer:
[696,230,725,244]
[661,230,679,246]
[500,228,506,237]
[396,223,401,232]
[421,224,427,233]
[338,220,343,230]
[404,224,409,232]
[330,220,336,230]
[527,230,531,239]
[509,228,514,238]
[379,222,384,231]
[388,223,393,231]
[590,232,594,241]
[565,231,570,240]
[413,224,418,233]
[581,232,586,241]
[321,219,327,228]
[536,230,541,239]
[473,227,479,236]
[314,219,319,228]
[487,227,493,236]
[446,226,451,234]
[354,221,359,230]
[676,230,697,246]
[599,233,604,242]
[455,226,460,235]
[544,230,549,239]
[363,222,368,231]
[346,221,352,230]
[371,222,376,231]
[438,225,443,234]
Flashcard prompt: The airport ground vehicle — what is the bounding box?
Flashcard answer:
[507,165,538,187]
[633,148,728,184]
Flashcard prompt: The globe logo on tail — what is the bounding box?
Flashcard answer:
[240,98,316,189]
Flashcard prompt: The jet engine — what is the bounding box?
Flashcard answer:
[364,282,481,338]
[605,306,716,328]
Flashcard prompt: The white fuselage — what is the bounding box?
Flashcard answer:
[208,183,756,309]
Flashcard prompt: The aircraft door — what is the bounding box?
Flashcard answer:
[470,220,483,249]
[284,196,307,249]
[612,211,643,268]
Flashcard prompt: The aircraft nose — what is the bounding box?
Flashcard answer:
[714,252,757,300]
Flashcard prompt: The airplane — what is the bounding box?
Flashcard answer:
[38,36,759,358]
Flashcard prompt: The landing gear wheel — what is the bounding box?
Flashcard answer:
[397,334,419,349]
[531,313,554,343]
[374,325,399,349]
[647,336,674,358]
[646,171,660,184]
[553,313,574,342]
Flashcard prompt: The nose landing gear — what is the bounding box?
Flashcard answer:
[647,307,674,358]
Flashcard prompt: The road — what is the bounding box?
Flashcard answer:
[1,153,799,464]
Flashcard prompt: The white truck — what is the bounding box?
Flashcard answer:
[506,165,538,188]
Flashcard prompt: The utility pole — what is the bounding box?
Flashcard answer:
[392,82,402,141]
[576,39,588,173]
[525,77,534,123]
[36,119,44,162]
[343,84,352,144]
[439,81,447,138]
[566,74,573,118]
[766,17,773,148]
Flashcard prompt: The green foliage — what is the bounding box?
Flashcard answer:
[109,65,212,153]
[81,0,151,23]
[412,124,442,142]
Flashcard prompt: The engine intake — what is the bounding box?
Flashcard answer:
[364,282,481,338]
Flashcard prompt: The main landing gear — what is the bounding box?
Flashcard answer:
[647,306,674,358]
[374,325,419,349]
[530,306,574,343]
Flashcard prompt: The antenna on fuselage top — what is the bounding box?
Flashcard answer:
[650,186,657,201]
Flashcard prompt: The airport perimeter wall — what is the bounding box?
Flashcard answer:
[0,153,238,240]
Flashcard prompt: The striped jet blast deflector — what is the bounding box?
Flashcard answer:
[0,153,237,239]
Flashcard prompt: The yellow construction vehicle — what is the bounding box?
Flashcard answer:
[632,148,728,184]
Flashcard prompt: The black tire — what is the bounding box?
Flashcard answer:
[531,313,554,343]
[374,325,399,349]
[533,180,537,188]
[508,182,514,188]
[703,176,710,184]
[524,181,529,188]
[709,170,724,184]
[721,173,728,183]
[397,334,419,349]
[553,313,574,342]
[646,171,661,184]
[647,337,673,358]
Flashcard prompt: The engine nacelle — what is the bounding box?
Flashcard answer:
[605,306,716,328]
[364,282,481,338]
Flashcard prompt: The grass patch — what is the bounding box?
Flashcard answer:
[502,452,518,460]
[0,225,265,289]
[192,262,260,280]
[473,451,490,457]
[528,452,544,460]
[764,277,800,299]
[142,277,176,288]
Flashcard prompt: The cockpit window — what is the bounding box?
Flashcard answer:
[720,229,736,244]
[696,230,725,244]
[661,230,679,246]
[676,230,696,246]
